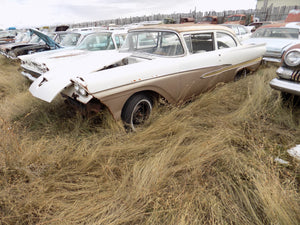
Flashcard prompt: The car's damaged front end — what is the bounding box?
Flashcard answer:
[29,52,131,103]
[0,28,61,59]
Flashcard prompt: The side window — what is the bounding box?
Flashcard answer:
[115,36,120,48]
[159,32,184,56]
[216,32,237,49]
[105,36,115,50]
[184,35,192,53]
[54,35,61,44]
[115,34,126,48]
[185,33,214,54]
[138,32,158,48]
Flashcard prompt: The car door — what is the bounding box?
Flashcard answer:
[199,31,239,84]
[172,32,222,100]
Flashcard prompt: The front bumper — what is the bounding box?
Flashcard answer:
[270,66,300,95]
[21,71,40,82]
[270,78,300,96]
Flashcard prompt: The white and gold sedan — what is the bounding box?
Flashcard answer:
[30,24,266,130]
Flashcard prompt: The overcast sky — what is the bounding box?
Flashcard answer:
[0,0,257,28]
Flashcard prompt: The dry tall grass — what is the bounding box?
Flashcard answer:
[0,56,299,225]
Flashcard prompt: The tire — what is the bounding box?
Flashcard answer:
[234,69,247,82]
[121,93,153,131]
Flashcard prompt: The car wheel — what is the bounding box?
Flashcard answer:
[121,93,153,131]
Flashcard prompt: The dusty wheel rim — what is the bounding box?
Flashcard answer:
[130,99,152,130]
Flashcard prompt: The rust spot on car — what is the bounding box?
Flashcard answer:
[38,77,48,87]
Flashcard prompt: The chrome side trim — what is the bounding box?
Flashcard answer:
[263,57,281,63]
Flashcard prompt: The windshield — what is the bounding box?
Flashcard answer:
[252,28,299,39]
[59,33,81,46]
[120,31,184,56]
[202,17,213,22]
[76,32,115,51]
[227,16,242,22]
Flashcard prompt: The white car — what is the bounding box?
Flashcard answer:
[29,24,265,130]
[221,24,252,42]
[243,23,300,63]
[19,29,127,81]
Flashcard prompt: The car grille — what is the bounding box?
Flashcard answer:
[291,70,300,81]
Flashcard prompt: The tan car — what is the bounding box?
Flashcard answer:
[30,24,266,130]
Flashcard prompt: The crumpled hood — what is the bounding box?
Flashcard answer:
[243,38,299,53]
[18,47,74,62]
[29,51,131,102]
[32,49,124,74]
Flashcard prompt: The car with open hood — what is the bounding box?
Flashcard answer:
[269,43,300,96]
[242,22,300,63]
[0,28,61,59]
[29,24,265,130]
[19,29,127,81]
[0,29,85,59]
[0,30,17,45]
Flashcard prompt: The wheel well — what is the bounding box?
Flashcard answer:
[234,68,250,81]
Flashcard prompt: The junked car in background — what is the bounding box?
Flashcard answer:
[0,30,31,56]
[19,29,127,81]
[269,43,300,96]
[29,24,265,130]
[242,23,300,63]
[0,30,17,45]
[0,28,61,59]
[221,24,252,42]
[247,21,274,33]
[0,28,83,59]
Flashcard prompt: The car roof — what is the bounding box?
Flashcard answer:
[78,29,127,35]
[257,22,300,31]
[222,24,245,27]
[129,24,234,34]
[258,22,291,29]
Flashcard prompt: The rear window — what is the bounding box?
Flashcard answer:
[216,32,237,49]
[252,28,299,39]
